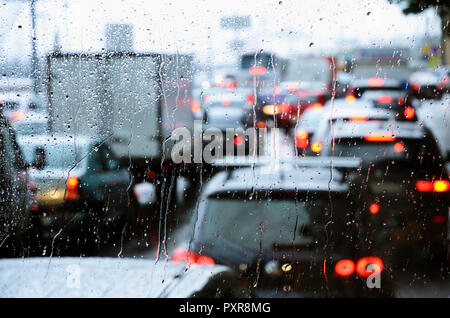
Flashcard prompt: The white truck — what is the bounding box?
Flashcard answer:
[46,52,195,181]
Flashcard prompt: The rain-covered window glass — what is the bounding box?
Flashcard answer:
[0,0,449,301]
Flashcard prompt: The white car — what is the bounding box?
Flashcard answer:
[0,91,49,135]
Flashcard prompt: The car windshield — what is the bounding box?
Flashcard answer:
[199,198,319,251]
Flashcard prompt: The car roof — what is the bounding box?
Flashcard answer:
[322,121,424,140]
[322,103,396,120]
[202,159,356,198]
[350,78,402,88]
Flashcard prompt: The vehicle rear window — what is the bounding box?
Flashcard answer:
[198,198,345,251]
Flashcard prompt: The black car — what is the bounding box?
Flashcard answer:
[347,77,404,100]
[312,120,449,268]
[0,111,33,249]
[173,158,393,297]
[16,134,136,249]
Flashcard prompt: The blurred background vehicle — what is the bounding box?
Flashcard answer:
[16,134,135,250]
[408,70,444,101]
[174,158,394,297]
[0,111,33,249]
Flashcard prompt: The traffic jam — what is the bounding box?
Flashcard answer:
[0,0,449,299]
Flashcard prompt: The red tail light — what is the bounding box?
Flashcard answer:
[234,136,244,146]
[393,142,404,153]
[369,203,380,214]
[246,94,255,104]
[308,102,323,109]
[147,170,156,179]
[191,102,201,113]
[397,97,405,105]
[376,95,392,103]
[349,116,368,123]
[221,99,231,106]
[345,95,356,103]
[364,133,396,142]
[368,77,384,87]
[249,66,267,76]
[172,247,215,267]
[403,107,415,120]
[335,259,355,277]
[10,110,25,121]
[296,130,309,149]
[311,141,322,153]
[66,176,79,190]
[416,180,449,192]
[356,257,383,278]
[411,82,420,91]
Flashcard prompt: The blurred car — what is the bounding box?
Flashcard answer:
[0,113,33,245]
[311,118,449,266]
[431,65,450,93]
[408,71,443,101]
[200,88,255,157]
[346,77,404,100]
[173,158,394,297]
[0,257,250,298]
[417,94,450,160]
[297,100,412,156]
[16,135,134,244]
[0,92,49,136]
[360,90,417,121]
[291,105,325,155]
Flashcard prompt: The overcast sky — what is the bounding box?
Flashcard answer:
[0,0,442,65]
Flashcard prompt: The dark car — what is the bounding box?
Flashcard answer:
[312,120,449,268]
[408,71,443,101]
[173,158,394,297]
[347,77,404,100]
[359,90,417,121]
[0,111,33,248]
[16,134,135,248]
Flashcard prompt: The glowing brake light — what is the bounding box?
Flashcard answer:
[10,110,25,121]
[66,176,79,190]
[345,95,356,104]
[296,130,309,149]
[356,257,383,278]
[191,102,201,113]
[368,77,384,87]
[416,180,449,192]
[249,65,267,76]
[262,105,281,115]
[416,180,433,192]
[369,203,380,214]
[377,95,393,104]
[335,259,355,277]
[308,102,323,109]
[364,133,396,142]
[349,117,368,123]
[311,141,322,153]
[172,247,215,267]
[403,107,415,120]
[433,180,450,192]
[221,99,231,106]
[393,142,404,153]
[234,136,244,146]
[246,94,255,104]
